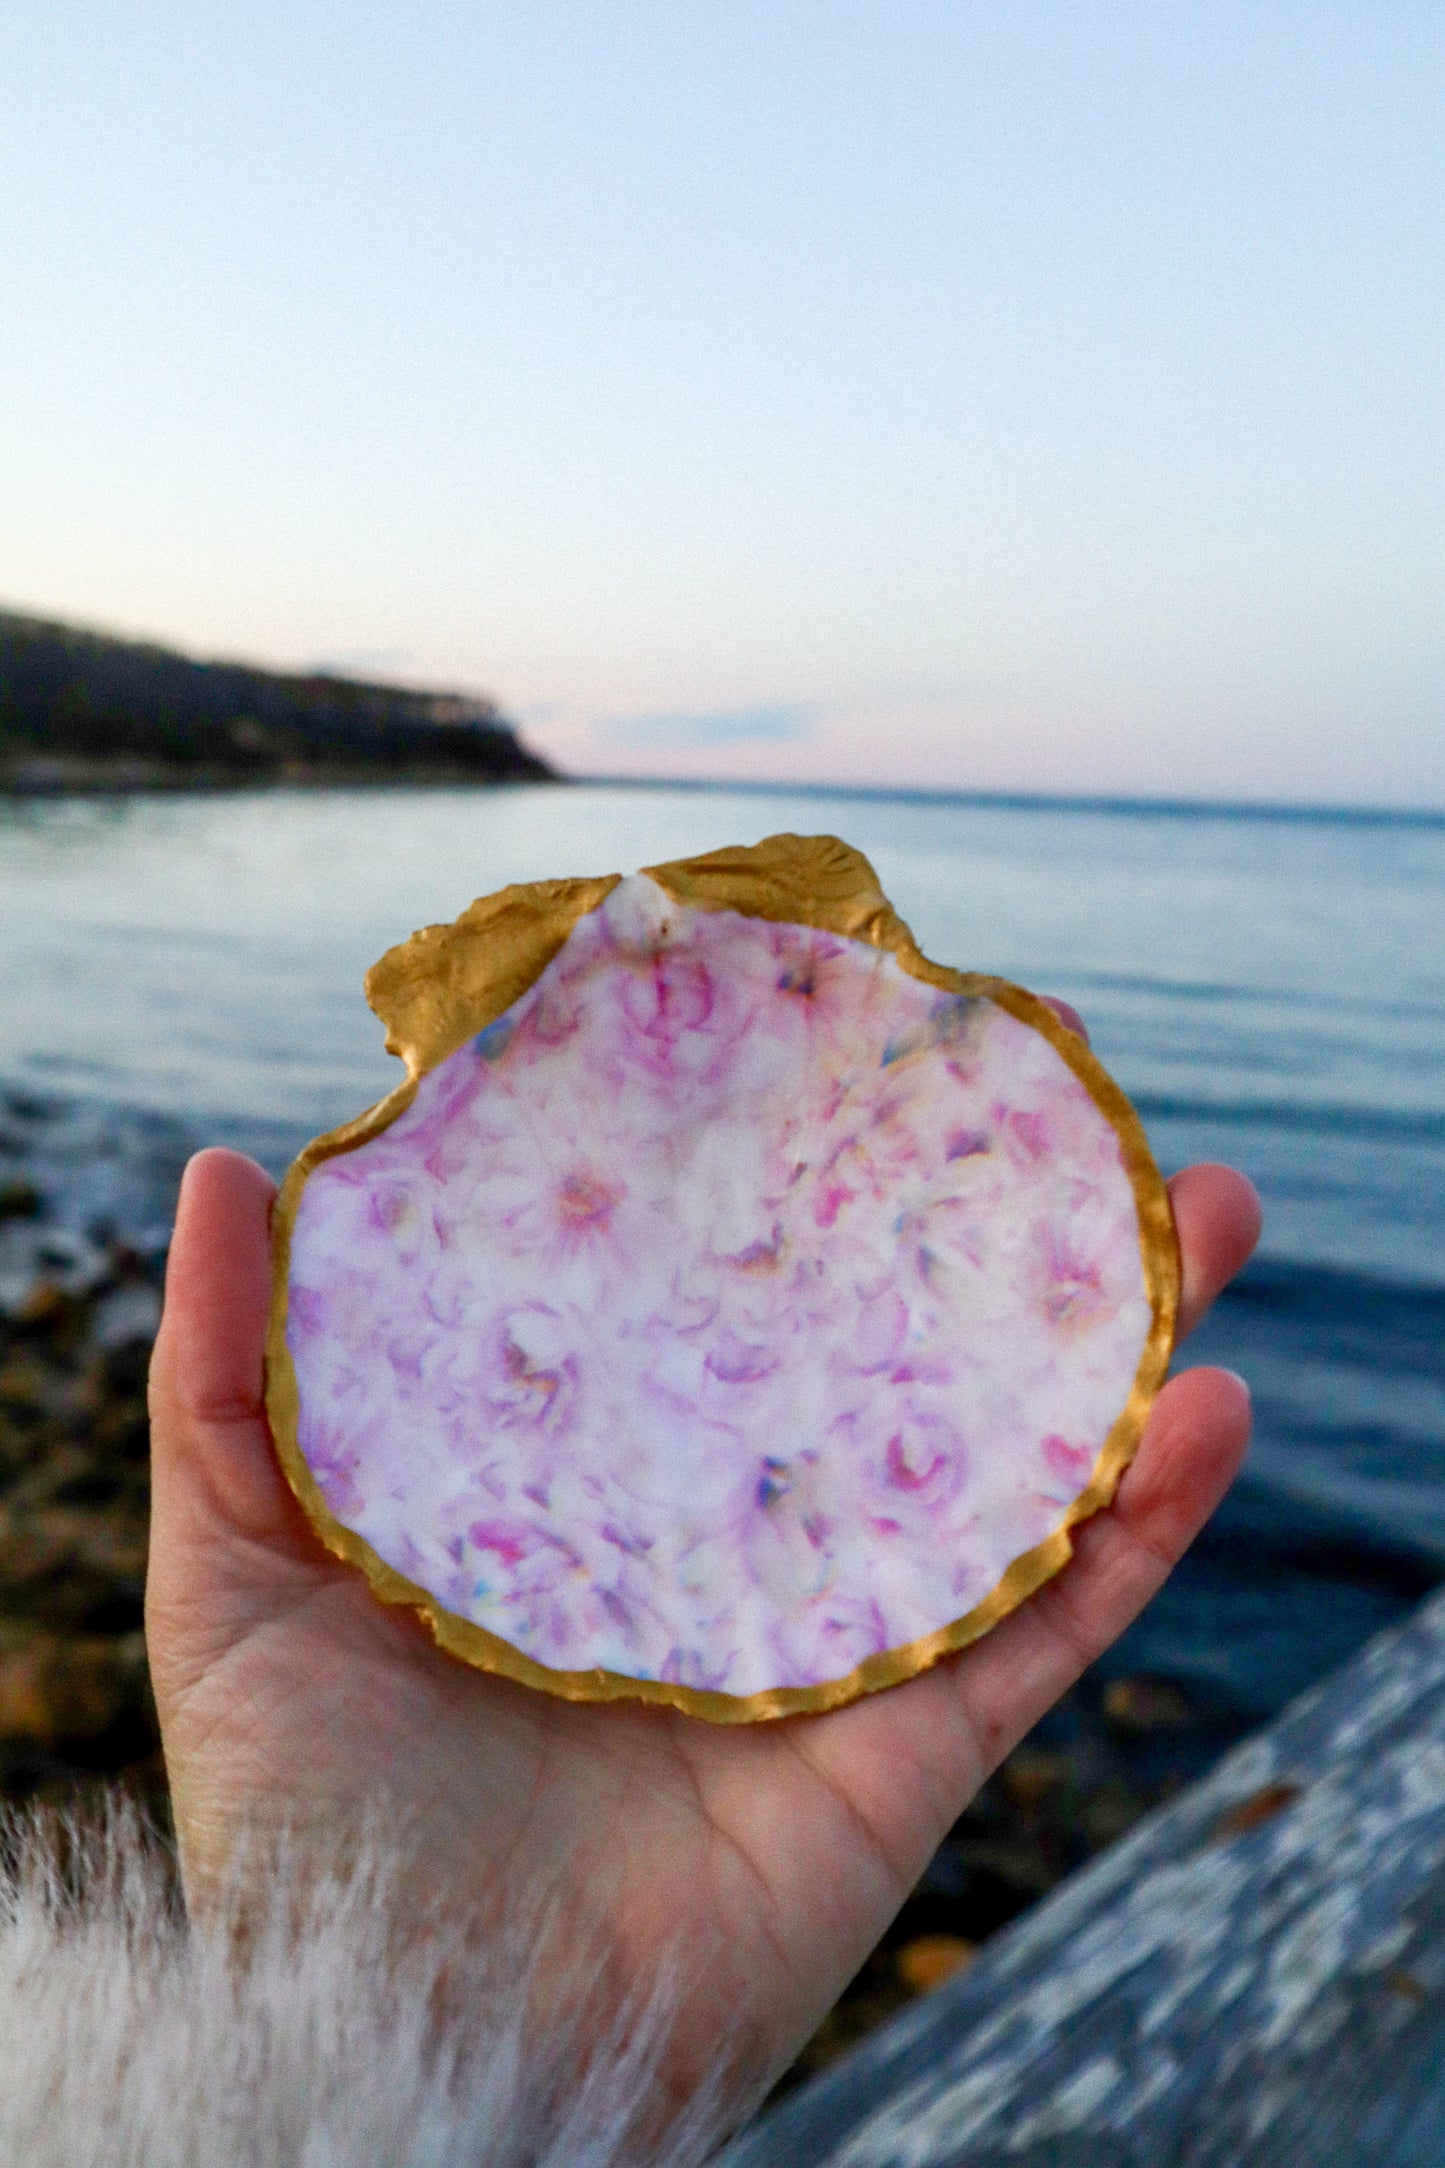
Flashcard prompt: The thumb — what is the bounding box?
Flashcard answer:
[146,1150,316,1680]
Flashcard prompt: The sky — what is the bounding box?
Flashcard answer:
[1,4,1442,805]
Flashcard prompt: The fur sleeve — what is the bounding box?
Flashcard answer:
[0,1801,724,2168]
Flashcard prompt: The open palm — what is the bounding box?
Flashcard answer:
[147,1104,1258,2112]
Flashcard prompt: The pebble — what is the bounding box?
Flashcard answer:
[92,1283,163,1351]
[0,1628,147,1745]
[895,1935,976,1994]
[1102,1674,1198,1733]
[0,1222,112,1314]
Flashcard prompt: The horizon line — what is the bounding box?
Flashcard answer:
[568,772,1445,828]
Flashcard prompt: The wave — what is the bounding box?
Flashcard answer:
[1135,1094,1445,1147]
[1056,967,1445,1023]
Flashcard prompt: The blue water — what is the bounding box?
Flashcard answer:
[3,782,1442,1717]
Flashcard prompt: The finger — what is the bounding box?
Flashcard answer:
[151,1149,275,1426]
[1041,995,1089,1045]
[148,1148,298,1549]
[1169,1162,1262,1340]
[776,1365,1251,1890]
[948,1365,1251,1781]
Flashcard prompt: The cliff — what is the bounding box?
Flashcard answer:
[0,609,556,789]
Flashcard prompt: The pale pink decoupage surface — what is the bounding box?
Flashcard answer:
[281,873,1158,1702]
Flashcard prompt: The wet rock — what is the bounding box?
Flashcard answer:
[784,1979,914,2084]
[1084,1778,1156,1849]
[1102,1673,1198,1733]
[0,1354,93,1424]
[999,1746,1071,1812]
[92,1283,162,1352]
[0,1627,147,1745]
[0,1224,109,1314]
[0,1504,148,1590]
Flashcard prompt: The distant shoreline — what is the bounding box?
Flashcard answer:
[0,753,566,796]
[0,605,556,792]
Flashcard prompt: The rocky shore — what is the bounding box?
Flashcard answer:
[0,1168,1245,2079]
[0,1181,164,1819]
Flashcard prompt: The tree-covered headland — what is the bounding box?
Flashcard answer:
[0,609,555,788]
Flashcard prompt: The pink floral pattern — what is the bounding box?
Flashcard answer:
[286,876,1154,1696]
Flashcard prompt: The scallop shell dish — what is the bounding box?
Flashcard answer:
[266,835,1178,1721]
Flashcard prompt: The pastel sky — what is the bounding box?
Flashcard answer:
[2,4,1442,805]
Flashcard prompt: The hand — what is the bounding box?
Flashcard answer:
[146,1019,1259,2116]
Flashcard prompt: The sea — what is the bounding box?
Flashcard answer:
[2,780,1442,1722]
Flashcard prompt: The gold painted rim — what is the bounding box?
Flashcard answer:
[265,833,1180,1724]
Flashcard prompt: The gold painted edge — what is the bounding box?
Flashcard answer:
[364,872,624,1079]
[264,832,1181,1725]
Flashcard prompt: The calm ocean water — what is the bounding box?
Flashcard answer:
[3,781,1443,1717]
